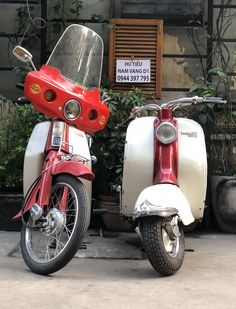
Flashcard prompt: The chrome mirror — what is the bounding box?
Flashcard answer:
[13,46,33,63]
[13,46,36,70]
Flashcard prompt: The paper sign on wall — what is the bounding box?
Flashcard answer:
[116,59,151,83]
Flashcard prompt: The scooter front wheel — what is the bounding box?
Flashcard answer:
[21,174,90,275]
[140,216,185,276]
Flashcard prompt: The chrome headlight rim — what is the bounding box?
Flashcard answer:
[63,99,81,121]
[155,121,177,144]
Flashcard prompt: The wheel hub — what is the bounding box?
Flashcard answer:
[163,216,180,240]
[162,216,180,258]
[42,208,66,236]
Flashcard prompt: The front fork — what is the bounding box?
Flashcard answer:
[14,120,94,221]
[162,216,180,241]
[13,150,94,221]
[28,152,56,212]
[19,151,61,223]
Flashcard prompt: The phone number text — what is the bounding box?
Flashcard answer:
[116,75,150,83]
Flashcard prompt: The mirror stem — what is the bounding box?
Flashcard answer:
[30,59,37,71]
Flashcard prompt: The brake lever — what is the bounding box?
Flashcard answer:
[16,83,24,90]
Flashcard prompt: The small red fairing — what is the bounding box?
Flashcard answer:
[24,65,110,134]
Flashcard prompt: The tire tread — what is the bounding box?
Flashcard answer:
[140,216,185,276]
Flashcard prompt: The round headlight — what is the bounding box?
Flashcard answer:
[63,99,81,121]
[155,122,177,144]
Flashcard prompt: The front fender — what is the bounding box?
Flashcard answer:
[13,160,94,220]
[133,184,194,226]
[51,161,94,180]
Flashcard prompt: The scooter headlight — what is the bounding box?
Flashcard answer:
[63,99,81,121]
[155,122,177,144]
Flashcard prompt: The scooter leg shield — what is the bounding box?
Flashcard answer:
[133,184,195,226]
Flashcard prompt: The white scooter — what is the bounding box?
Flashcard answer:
[119,96,226,276]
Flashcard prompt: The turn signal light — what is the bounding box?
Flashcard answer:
[44,89,57,102]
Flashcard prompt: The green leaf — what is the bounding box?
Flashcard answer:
[69,8,77,14]
[189,84,199,93]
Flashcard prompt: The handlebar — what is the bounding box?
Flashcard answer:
[117,96,227,127]
[162,96,226,108]
[135,96,226,113]
[116,104,161,128]
[15,82,30,104]
[16,83,24,90]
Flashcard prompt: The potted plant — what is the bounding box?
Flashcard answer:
[0,98,47,230]
[91,87,146,231]
[189,67,236,232]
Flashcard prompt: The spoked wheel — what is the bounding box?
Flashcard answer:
[21,174,90,275]
[140,216,185,276]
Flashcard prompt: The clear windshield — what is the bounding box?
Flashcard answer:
[47,24,103,89]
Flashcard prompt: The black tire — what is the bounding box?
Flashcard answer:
[21,174,90,275]
[140,216,185,276]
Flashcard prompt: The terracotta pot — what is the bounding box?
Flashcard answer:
[97,196,133,232]
[211,176,236,233]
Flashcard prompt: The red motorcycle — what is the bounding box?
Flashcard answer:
[13,24,109,275]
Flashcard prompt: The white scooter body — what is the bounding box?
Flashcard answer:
[121,116,207,226]
[23,121,92,204]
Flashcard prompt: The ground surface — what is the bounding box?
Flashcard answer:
[0,229,236,309]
